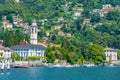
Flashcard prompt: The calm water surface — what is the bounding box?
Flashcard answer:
[0,66,120,80]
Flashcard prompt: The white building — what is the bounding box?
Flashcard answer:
[103,4,112,9]
[58,17,64,22]
[66,33,71,37]
[13,44,46,58]
[3,48,12,59]
[104,48,117,61]
[0,40,12,59]
[73,12,81,17]
[12,20,46,59]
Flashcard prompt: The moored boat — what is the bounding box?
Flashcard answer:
[14,65,29,68]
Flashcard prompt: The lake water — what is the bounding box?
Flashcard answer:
[0,66,120,80]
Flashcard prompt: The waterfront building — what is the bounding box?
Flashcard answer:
[12,43,46,59]
[104,48,117,61]
[0,40,12,59]
[12,20,46,59]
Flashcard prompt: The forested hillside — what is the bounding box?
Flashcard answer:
[0,0,120,64]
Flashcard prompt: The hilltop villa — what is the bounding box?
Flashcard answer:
[12,20,46,59]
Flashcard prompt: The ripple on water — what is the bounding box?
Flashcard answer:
[0,66,120,80]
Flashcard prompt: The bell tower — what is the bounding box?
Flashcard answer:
[30,20,38,45]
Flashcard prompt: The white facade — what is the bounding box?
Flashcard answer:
[13,44,46,58]
[103,4,112,9]
[3,48,12,59]
[30,20,38,45]
[58,17,64,22]
[0,40,11,59]
[73,12,81,17]
[104,48,117,61]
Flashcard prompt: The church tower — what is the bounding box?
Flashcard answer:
[30,20,38,45]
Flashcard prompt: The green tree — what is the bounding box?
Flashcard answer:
[82,9,91,18]
[91,13,101,23]
[11,54,20,61]
[45,46,55,63]
[117,50,120,59]
[87,43,105,63]
[106,10,120,22]
[75,18,83,30]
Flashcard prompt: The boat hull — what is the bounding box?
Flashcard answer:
[14,65,29,68]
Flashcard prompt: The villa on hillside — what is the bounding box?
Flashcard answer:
[104,48,117,61]
[13,42,46,59]
[72,7,83,12]
[100,4,112,16]
[73,12,81,17]
[12,20,46,59]
[66,33,71,37]
[58,17,64,22]
[51,25,64,30]
[58,30,65,36]
[2,20,13,29]
[92,4,112,16]
[83,19,91,24]
[13,17,22,25]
